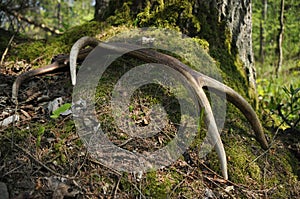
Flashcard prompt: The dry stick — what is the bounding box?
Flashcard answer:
[112,176,121,199]
[0,34,15,65]
[131,183,146,199]
[200,161,263,196]
[1,163,23,178]
[74,149,89,178]
[203,175,236,199]
[169,170,190,197]
[88,158,121,176]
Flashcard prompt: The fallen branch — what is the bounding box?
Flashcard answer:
[1,6,62,35]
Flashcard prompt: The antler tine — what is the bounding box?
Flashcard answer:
[70,36,99,85]
[194,85,228,179]
[198,74,269,150]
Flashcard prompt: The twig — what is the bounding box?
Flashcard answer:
[74,149,89,177]
[112,176,121,198]
[2,7,62,35]
[248,148,271,166]
[131,183,146,199]
[203,175,236,199]
[1,164,23,178]
[169,171,189,197]
[277,104,293,127]
[199,161,227,183]
[0,34,15,65]
[88,157,121,176]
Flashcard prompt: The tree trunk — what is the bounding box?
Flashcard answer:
[276,0,284,77]
[56,1,62,29]
[94,0,111,21]
[259,0,267,63]
[95,0,258,102]
[214,0,258,101]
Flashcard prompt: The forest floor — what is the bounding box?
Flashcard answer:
[0,51,300,198]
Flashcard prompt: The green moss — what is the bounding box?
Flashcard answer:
[227,144,262,183]
[143,171,172,197]
[8,21,109,66]
[135,0,200,34]
[106,2,132,26]
[224,26,232,54]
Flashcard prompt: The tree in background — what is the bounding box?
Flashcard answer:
[253,0,299,69]
[94,0,110,20]
[259,0,267,63]
[276,0,285,76]
[0,0,94,38]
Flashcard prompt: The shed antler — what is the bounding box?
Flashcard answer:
[70,36,269,180]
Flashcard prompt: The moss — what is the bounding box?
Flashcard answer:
[106,2,132,26]
[143,171,173,197]
[7,21,109,66]
[227,144,262,183]
[135,0,200,35]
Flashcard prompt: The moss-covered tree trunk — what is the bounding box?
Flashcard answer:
[95,0,258,103]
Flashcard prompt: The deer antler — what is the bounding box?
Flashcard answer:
[69,36,269,180]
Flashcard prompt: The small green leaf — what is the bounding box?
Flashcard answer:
[36,126,45,147]
[50,103,71,119]
[50,114,60,119]
[129,105,134,112]
[38,126,45,135]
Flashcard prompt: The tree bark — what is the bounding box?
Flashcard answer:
[213,0,258,100]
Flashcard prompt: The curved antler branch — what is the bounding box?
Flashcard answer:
[11,47,94,102]
[70,36,99,85]
[196,74,269,150]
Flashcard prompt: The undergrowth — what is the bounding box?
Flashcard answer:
[257,59,300,131]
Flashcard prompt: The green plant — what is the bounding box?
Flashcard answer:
[50,103,72,119]
[36,126,45,147]
[277,85,300,129]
